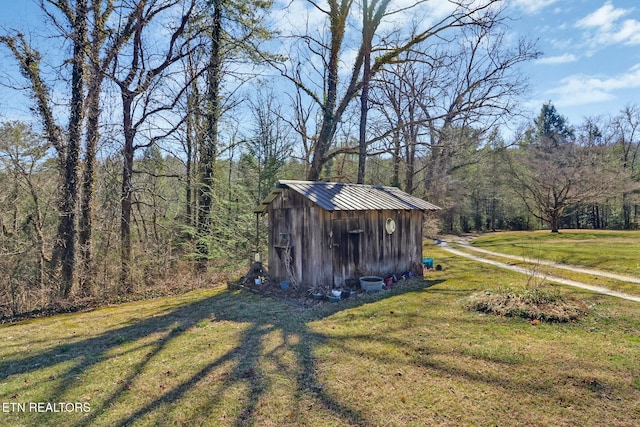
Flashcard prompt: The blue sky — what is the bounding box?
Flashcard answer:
[508,0,640,126]
[0,0,638,130]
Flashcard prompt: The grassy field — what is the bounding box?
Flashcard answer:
[465,255,640,299]
[471,229,640,277]
[1,236,639,426]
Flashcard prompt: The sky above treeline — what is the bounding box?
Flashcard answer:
[509,0,640,125]
[0,0,638,132]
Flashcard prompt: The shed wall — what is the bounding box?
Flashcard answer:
[267,189,330,289]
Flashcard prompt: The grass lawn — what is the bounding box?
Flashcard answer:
[471,229,640,277]
[444,249,640,300]
[1,242,639,426]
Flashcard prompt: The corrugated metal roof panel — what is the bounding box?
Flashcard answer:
[256,180,440,212]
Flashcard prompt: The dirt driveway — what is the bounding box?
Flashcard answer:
[438,240,640,303]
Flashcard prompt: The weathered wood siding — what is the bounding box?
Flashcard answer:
[267,189,424,289]
[337,209,423,283]
[267,189,330,289]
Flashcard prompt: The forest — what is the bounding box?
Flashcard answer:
[0,0,639,317]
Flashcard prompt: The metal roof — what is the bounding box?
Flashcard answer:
[254,180,441,213]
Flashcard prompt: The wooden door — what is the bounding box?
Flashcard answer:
[331,217,361,287]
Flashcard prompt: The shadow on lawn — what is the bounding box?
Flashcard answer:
[1,278,444,426]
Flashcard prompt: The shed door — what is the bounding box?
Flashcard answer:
[331,218,361,287]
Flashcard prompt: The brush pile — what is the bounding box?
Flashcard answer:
[463,286,589,322]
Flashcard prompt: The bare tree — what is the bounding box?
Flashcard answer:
[1,0,171,296]
[274,0,523,181]
[182,44,205,228]
[609,105,640,229]
[365,19,538,204]
[241,85,294,204]
[419,24,538,202]
[0,0,90,297]
[508,104,617,232]
[369,50,435,193]
[0,122,51,291]
[106,0,195,290]
[78,0,136,294]
[356,0,391,184]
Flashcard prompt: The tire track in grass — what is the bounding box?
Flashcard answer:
[458,242,640,285]
[438,242,640,303]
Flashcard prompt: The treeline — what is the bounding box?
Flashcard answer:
[0,1,638,317]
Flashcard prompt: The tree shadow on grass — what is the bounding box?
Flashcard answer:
[0,278,444,426]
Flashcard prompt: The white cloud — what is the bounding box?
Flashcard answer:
[372,0,459,35]
[536,53,578,65]
[612,19,640,45]
[512,0,559,14]
[575,1,628,32]
[548,36,577,51]
[575,2,640,48]
[545,64,640,107]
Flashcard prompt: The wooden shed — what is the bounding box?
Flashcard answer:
[254,180,440,290]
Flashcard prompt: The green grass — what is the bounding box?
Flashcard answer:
[447,240,640,298]
[472,229,640,276]
[1,243,639,426]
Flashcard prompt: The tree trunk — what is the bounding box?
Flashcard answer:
[391,130,401,188]
[28,185,46,290]
[185,79,198,228]
[404,133,416,194]
[592,204,601,229]
[305,1,348,182]
[11,180,18,233]
[184,34,200,228]
[622,193,631,230]
[306,123,334,181]
[120,94,134,291]
[78,72,101,295]
[550,213,560,233]
[356,0,372,185]
[57,0,88,297]
[197,0,223,266]
[186,115,194,226]
[356,66,369,184]
[79,0,112,295]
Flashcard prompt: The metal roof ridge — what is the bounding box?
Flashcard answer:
[278,179,400,189]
